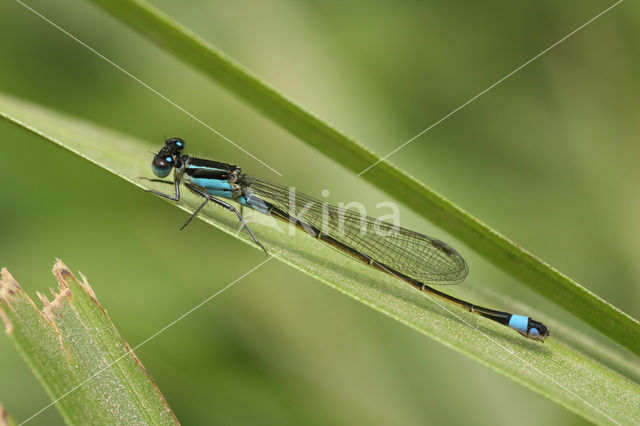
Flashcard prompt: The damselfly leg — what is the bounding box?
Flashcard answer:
[184,183,268,254]
[140,177,180,201]
[141,177,268,254]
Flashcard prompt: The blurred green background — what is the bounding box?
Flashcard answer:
[1,0,638,425]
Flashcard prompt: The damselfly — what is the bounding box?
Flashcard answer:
[144,138,550,341]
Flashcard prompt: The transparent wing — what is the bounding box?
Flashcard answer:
[246,176,468,285]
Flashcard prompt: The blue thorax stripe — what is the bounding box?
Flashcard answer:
[189,177,232,191]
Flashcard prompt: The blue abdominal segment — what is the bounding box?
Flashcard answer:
[239,193,270,214]
[508,314,529,334]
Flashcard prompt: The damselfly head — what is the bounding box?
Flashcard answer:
[151,153,174,178]
[151,138,186,177]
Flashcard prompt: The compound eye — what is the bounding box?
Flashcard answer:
[165,137,186,151]
[152,156,172,177]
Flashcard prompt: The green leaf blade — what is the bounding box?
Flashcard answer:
[2,91,639,425]
[0,260,178,425]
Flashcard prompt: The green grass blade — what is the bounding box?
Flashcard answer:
[2,92,639,425]
[0,260,178,425]
[84,0,640,356]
